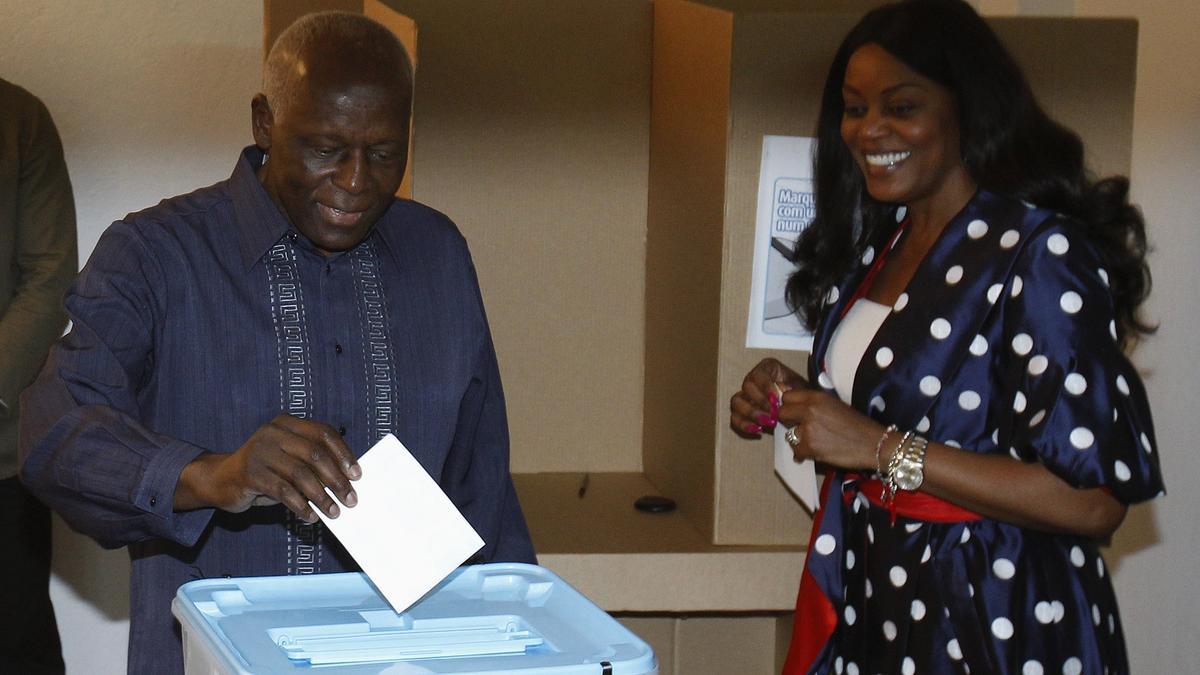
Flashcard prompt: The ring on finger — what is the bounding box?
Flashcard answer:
[785,427,801,449]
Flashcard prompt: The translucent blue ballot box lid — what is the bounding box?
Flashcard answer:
[172,563,657,674]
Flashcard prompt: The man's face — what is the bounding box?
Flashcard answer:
[253,77,410,254]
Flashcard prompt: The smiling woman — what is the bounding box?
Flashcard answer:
[726,1,1163,673]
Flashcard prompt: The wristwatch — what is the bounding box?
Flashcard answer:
[892,435,928,491]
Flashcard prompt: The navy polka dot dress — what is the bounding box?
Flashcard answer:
[793,191,1164,675]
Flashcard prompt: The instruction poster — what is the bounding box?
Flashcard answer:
[745,135,816,351]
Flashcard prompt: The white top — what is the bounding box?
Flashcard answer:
[825,299,890,404]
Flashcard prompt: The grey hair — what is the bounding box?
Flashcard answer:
[262,11,413,120]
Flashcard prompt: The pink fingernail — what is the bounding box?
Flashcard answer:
[755,413,774,427]
[746,423,763,434]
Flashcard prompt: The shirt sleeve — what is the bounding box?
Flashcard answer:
[19,221,213,549]
[1001,217,1163,504]
[0,94,77,418]
[441,258,536,565]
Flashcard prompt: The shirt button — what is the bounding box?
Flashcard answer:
[149,495,157,507]
[338,426,346,436]
[335,343,343,354]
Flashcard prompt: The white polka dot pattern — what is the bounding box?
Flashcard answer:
[1060,291,1083,314]
[959,390,981,411]
[1000,229,1020,249]
[967,219,988,239]
[893,293,909,312]
[970,334,988,356]
[991,617,1014,640]
[1064,373,1087,395]
[870,396,886,412]
[917,416,931,432]
[1011,275,1024,298]
[861,247,875,265]
[987,283,1003,304]
[1029,409,1046,427]
[911,599,926,620]
[902,657,916,675]
[844,606,856,625]
[1069,427,1094,450]
[947,639,963,660]
[1012,333,1033,356]
[930,318,952,340]
[1013,391,1027,414]
[919,376,941,397]
[1035,601,1055,624]
[1027,355,1048,376]
[826,286,840,305]
[876,347,894,368]
[1023,660,1044,675]
[1114,460,1131,482]
[1098,268,1109,286]
[946,265,964,284]
[1070,546,1085,567]
[889,566,908,587]
[1141,432,1153,453]
[883,620,897,641]
[845,550,855,569]
[815,534,836,555]
[1047,233,1069,255]
[993,558,1016,579]
[1116,375,1130,395]
[818,372,833,389]
[1064,657,1083,675]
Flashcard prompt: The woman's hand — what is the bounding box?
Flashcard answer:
[729,358,805,437]
[776,387,884,472]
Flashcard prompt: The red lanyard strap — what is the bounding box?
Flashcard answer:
[838,217,909,322]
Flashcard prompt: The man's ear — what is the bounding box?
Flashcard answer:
[251,94,274,151]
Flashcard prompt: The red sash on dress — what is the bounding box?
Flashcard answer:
[781,474,982,674]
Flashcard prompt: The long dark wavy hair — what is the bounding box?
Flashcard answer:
[785,0,1153,348]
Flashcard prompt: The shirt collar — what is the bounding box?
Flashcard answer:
[230,146,292,271]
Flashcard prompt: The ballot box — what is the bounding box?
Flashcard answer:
[172,563,657,674]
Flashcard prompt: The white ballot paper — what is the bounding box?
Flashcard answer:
[314,433,484,613]
[774,425,819,513]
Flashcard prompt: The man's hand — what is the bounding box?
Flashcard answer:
[175,414,361,523]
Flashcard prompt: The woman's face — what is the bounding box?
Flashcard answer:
[840,43,971,211]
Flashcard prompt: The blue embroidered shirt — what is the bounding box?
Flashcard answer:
[19,146,535,673]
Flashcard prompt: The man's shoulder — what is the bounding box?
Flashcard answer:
[118,180,235,239]
[377,198,469,250]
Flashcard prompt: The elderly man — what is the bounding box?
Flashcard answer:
[20,12,534,673]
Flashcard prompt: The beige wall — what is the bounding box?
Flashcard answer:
[1,2,263,672]
[1,1,1196,672]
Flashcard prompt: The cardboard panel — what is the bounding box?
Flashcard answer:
[674,616,780,674]
[615,617,676,675]
[713,12,858,544]
[993,17,1137,178]
[642,0,734,547]
[383,0,653,473]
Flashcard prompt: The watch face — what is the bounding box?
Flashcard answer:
[893,461,924,491]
